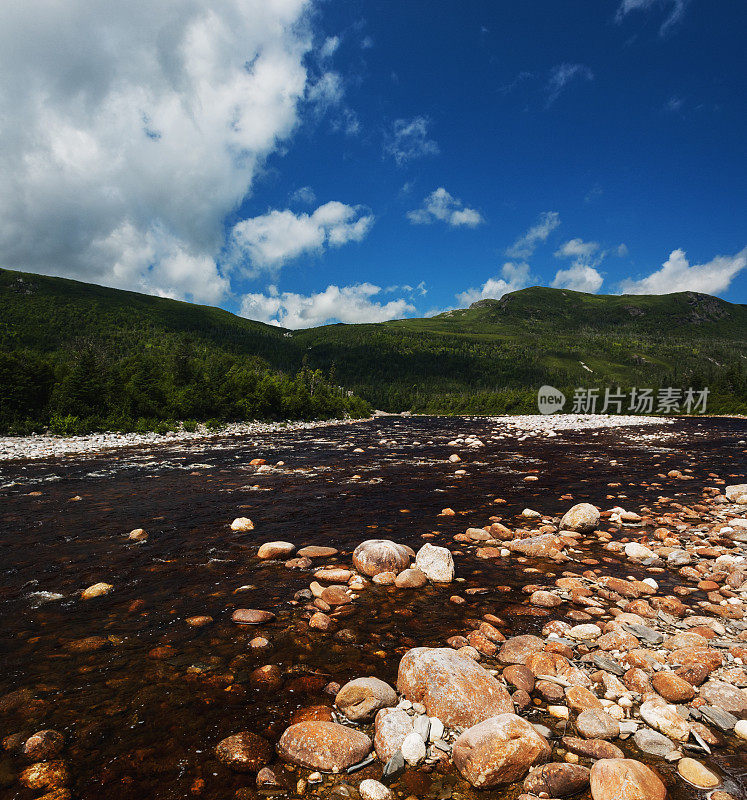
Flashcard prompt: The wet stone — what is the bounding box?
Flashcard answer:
[277,721,372,772]
[22,730,64,761]
[232,608,275,625]
[589,758,666,800]
[699,706,738,732]
[215,731,273,773]
[677,757,721,789]
[562,736,624,760]
[576,709,620,740]
[523,762,590,797]
[336,677,397,722]
[632,728,676,758]
[452,713,551,788]
[397,646,513,728]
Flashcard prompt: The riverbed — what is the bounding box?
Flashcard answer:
[0,415,745,800]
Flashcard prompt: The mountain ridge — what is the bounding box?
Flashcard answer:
[1,266,745,429]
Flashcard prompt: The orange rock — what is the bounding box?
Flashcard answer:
[277,721,371,771]
[452,714,551,788]
[590,758,666,800]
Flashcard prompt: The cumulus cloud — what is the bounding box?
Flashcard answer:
[552,237,604,292]
[619,248,747,295]
[240,283,415,328]
[407,188,484,228]
[455,262,532,306]
[228,201,374,272]
[506,212,561,258]
[0,0,313,303]
[546,63,594,106]
[384,117,439,165]
[615,0,690,36]
[552,264,604,293]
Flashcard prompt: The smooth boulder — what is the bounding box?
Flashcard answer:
[335,677,397,721]
[374,708,414,762]
[353,540,412,577]
[277,721,372,772]
[560,503,600,533]
[589,758,666,800]
[452,713,550,787]
[397,647,513,728]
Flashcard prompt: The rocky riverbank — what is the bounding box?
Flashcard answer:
[0,413,671,463]
[0,418,367,462]
[1,416,744,800]
[203,479,747,800]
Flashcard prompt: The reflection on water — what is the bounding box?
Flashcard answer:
[0,416,745,799]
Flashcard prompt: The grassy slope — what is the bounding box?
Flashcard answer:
[0,267,296,365]
[2,268,746,413]
[292,287,747,406]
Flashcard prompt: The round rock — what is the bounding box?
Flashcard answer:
[415,543,455,582]
[452,713,551,788]
[353,540,412,577]
[560,503,600,533]
[523,762,590,797]
[276,721,372,772]
[590,758,666,800]
[677,757,720,789]
[397,646,513,728]
[335,677,397,722]
[359,779,392,800]
[257,542,295,559]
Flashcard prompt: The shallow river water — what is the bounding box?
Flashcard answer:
[1,416,745,800]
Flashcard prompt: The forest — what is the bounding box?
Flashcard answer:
[1,267,745,433]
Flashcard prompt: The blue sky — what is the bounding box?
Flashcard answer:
[1,0,745,327]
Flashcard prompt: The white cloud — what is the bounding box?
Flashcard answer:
[384,281,427,297]
[619,248,747,295]
[615,0,689,36]
[228,201,374,271]
[307,71,344,111]
[240,283,415,328]
[0,0,313,303]
[552,264,604,293]
[319,35,340,59]
[546,63,594,106]
[554,238,600,260]
[616,243,629,257]
[384,117,439,165]
[506,212,561,258]
[407,187,484,228]
[289,186,317,205]
[553,237,605,292]
[456,262,532,306]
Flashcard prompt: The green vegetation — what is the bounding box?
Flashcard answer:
[1,267,745,433]
[0,269,369,434]
[293,287,747,415]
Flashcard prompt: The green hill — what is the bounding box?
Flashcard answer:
[0,268,368,433]
[1,267,745,433]
[291,286,747,413]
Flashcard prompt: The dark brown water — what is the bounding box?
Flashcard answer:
[1,416,746,800]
